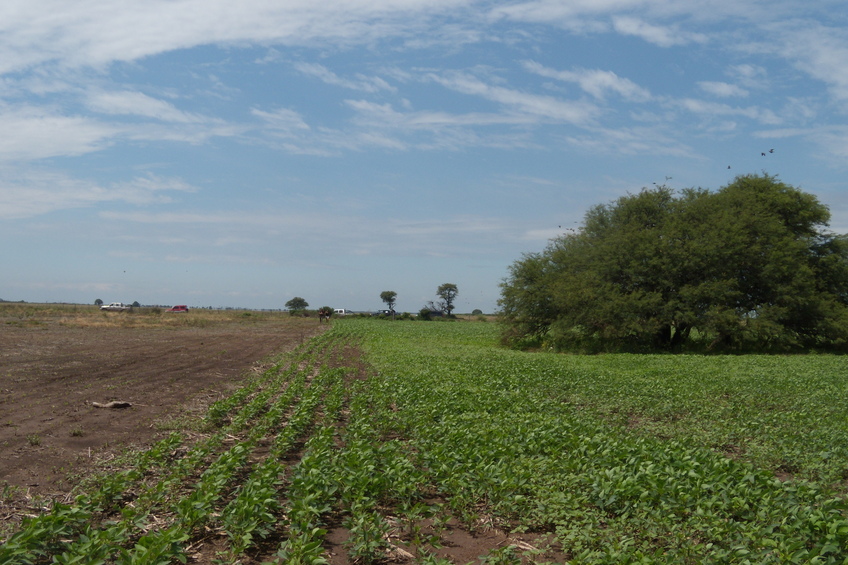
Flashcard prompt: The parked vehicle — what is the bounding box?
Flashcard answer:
[100,302,131,312]
[166,305,189,313]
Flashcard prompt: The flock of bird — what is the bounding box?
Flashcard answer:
[729,148,775,169]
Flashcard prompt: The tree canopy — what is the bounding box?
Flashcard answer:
[285,297,309,314]
[436,283,459,316]
[499,174,848,352]
[380,291,397,311]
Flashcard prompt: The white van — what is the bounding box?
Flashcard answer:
[334,308,348,316]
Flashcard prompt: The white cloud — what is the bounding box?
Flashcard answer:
[99,207,514,248]
[0,94,242,163]
[121,121,247,145]
[815,129,848,159]
[86,90,208,123]
[249,96,547,154]
[564,125,695,157]
[345,99,534,128]
[698,81,749,98]
[251,107,311,135]
[524,61,651,102]
[0,0,474,74]
[727,64,768,89]
[0,105,115,161]
[0,170,198,219]
[775,23,848,102]
[400,23,485,50]
[294,62,396,93]
[676,98,781,125]
[429,71,600,124]
[489,0,636,31]
[251,105,407,154]
[612,16,708,47]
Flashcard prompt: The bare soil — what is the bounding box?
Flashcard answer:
[0,308,323,500]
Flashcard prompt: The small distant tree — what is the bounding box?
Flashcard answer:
[132,301,141,308]
[94,299,103,306]
[436,283,459,316]
[285,297,309,315]
[380,291,397,317]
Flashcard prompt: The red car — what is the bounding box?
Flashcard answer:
[166,305,189,313]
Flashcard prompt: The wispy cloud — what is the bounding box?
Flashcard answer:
[252,105,407,154]
[251,107,311,135]
[612,16,708,47]
[0,171,198,219]
[294,62,396,93]
[97,207,519,257]
[0,0,473,73]
[488,0,628,32]
[564,125,695,157]
[345,99,535,129]
[697,81,749,98]
[676,98,781,125]
[86,90,209,123]
[774,22,848,101]
[0,105,115,161]
[250,95,547,155]
[523,61,651,102]
[428,71,600,124]
[727,64,768,89]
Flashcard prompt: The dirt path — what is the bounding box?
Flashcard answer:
[0,313,323,499]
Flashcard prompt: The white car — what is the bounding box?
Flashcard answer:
[100,302,131,311]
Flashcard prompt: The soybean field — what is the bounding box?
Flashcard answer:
[3,318,848,564]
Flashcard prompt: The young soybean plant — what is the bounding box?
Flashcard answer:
[221,367,345,560]
[271,427,338,564]
[335,318,848,564]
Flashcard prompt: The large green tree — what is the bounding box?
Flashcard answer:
[285,296,309,315]
[500,174,848,352]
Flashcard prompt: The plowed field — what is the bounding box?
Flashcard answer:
[0,306,324,502]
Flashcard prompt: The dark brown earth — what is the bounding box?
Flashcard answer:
[0,309,322,500]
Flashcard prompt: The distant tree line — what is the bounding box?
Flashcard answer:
[283,283,468,320]
[499,174,848,353]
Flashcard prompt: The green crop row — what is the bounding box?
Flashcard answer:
[331,318,848,564]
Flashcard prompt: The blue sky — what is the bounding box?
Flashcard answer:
[2,0,848,313]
